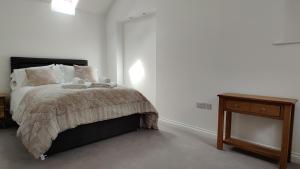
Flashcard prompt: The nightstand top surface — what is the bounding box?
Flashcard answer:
[218,93,297,104]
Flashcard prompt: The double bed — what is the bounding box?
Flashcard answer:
[10,57,158,159]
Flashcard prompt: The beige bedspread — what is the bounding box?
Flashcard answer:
[14,84,158,159]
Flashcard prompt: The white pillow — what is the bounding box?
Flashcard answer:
[57,64,75,83]
[98,77,111,83]
[53,65,64,83]
[11,69,28,89]
[11,65,55,88]
[10,75,18,91]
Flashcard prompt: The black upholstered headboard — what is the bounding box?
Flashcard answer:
[10,57,88,72]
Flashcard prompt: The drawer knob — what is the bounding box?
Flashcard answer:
[261,107,266,111]
[234,104,238,107]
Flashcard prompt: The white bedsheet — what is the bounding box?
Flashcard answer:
[10,86,34,124]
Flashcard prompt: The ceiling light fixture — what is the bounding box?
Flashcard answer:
[51,0,79,15]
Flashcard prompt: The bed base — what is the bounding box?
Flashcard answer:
[45,114,140,157]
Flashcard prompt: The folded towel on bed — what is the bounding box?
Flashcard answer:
[90,82,117,88]
[61,83,91,89]
[62,82,117,89]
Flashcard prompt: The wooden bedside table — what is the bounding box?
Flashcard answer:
[217,93,297,169]
[0,94,8,128]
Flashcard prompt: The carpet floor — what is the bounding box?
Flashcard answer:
[0,122,299,169]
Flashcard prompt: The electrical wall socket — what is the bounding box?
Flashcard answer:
[196,102,212,110]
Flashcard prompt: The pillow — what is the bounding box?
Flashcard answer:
[98,77,111,83]
[53,65,65,83]
[74,65,99,82]
[10,69,27,88]
[11,65,55,88]
[10,77,17,91]
[25,66,58,86]
[57,64,75,83]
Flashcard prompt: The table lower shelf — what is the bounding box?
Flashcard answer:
[223,138,281,160]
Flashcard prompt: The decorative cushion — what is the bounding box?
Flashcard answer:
[74,65,98,82]
[25,66,58,86]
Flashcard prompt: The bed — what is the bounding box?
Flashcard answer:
[10,57,158,159]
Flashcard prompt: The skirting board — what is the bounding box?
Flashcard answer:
[159,117,300,164]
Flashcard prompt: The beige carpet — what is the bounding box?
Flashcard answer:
[0,122,299,169]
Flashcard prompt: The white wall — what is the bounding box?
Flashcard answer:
[157,0,300,158]
[106,0,157,84]
[273,0,300,44]
[282,0,300,43]
[107,0,300,159]
[0,0,106,93]
[123,15,157,104]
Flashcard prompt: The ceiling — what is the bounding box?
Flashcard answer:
[39,0,115,15]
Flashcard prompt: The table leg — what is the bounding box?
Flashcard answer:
[288,105,295,162]
[225,111,232,140]
[279,105,292,169]
[217,98,225,150]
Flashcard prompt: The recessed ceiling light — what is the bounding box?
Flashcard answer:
[51,0,79,15]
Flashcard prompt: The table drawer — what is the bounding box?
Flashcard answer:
[225,100,250,112]
[250,103,281,117]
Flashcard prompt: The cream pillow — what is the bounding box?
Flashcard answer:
[11,65,55,88]
[74,65,98,82]
[25,66,58,86]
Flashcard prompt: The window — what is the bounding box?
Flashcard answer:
[51,0,79,15]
